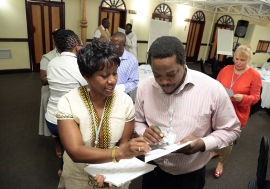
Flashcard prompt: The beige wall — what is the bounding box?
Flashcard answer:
[0,0,28,70]
[249,24,270,67]
[1,0,270,70]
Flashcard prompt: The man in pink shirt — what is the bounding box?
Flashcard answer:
[134,36,241,189]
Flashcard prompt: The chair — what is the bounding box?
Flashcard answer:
[210,57,221,79]
[199,59,215,79]
[250,87,262,117]
[224,57,234,66]
[248,136,270,189]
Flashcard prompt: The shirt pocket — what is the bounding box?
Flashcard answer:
[183,113,211,135]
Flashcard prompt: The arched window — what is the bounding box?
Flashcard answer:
[152,3,172,22]
[217,15,234,26]
[185,11,206,63]
[101,0,126,9]
[208,15,235,62]
[192,11,205,22]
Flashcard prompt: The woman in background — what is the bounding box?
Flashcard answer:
[45,29,87,176]
[213,45,262,178]
[56,39,150,189]
[39,29,62,158]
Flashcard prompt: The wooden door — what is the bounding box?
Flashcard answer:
[26,1,64,72]
[208,15,234,64]
[185,11,205,63]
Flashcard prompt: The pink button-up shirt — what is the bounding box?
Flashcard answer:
[135,67,241,175]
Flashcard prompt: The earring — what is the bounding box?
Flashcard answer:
[87,87,90,92]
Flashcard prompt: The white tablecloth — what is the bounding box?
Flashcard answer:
[130,64,153,102]
[256,69,270,108]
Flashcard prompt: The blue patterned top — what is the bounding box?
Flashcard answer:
[117,49,139,93]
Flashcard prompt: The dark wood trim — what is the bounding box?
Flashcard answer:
[0,38,28,42]
[41,4,46,55]
[0,69,31,74]
[137,40,148,44]
[139,62,146,66]
[27,0,63,2]
[0,38,211,46]
[86,39,211,46]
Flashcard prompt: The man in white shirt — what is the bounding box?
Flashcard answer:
[125,23,137,58]
[94,18,111,42]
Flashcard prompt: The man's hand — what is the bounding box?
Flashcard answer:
[143,125,164,145]
[176,135,205,155]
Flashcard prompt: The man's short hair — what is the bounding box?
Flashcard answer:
[102,18,109,24]
[111,32,126,43]
[126,23,132,30]
[147,36,186,65]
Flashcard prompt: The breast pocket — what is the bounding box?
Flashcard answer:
[183,113,212,134]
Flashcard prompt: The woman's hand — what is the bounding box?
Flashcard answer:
[94,174,112,188]
[143,125,164,145]
[233,94,244,102]
[117,137,151,159]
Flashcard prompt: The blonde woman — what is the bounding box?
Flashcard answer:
[213,45,262,178]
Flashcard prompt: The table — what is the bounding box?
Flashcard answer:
[256,69,270,108]
[129,64,153,102]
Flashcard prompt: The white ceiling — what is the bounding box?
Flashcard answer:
[156,0,270,22]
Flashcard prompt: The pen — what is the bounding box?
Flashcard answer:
[155,125,169,146]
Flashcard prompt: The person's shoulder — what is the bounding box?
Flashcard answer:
[124,50,137,61]
[138,76,155,88]
[43,49,57,60]
[223,65,234,70]
[248,67,261,77]
[114,89,133,102]
[47,55,61,67]
[188,69,222,87]
[128,32,136,37]
[60,87,80,101]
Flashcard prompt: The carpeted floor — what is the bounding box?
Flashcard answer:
[0,62,269,189]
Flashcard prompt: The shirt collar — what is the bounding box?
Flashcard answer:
[101,25,107,31]
[152,66,195,95]
[60,51,77,58]
[120,49,128,61]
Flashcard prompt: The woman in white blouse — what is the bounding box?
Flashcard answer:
[45,29,87,176]
[56,39,150,189]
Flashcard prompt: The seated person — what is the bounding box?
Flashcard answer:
[111,32,139,93]
[262,58,270,70]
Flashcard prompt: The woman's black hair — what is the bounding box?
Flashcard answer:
[54,29,81,52]
[77,39,120,78]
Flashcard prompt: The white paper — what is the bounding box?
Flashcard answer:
[144,141,193,162]
[217,29,233,56]
[118,27,125,34]
[225,88,234,97]
[84,158,156,187]
[115,84,125,92]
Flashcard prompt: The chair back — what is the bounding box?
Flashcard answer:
[224,57,234,66]
[257,136,269,189]
[199,59,206,74]
[210,58,220,79]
